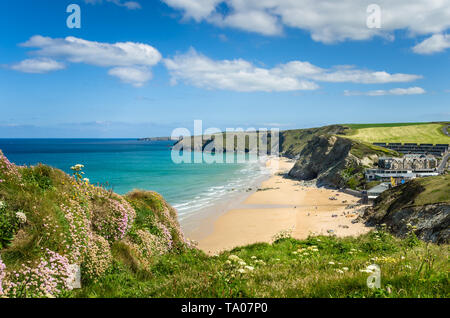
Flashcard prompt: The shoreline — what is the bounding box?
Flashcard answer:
[180,158,273,241]
[182,157,372,255]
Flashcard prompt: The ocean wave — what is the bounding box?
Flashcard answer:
[174,160,270,217]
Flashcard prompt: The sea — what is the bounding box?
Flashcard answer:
[0,139,270,222]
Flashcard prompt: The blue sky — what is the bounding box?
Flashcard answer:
[0,0,449,138]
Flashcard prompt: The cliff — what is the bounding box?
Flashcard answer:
[362,174,450,244]
[288,134,399,189]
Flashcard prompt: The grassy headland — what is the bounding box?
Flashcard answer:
[343,122,449,144]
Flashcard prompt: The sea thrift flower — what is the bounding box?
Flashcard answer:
[82,235,112,282]
[92,196,135,242]
[2,249,72,298]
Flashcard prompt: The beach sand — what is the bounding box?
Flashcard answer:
[186,157,372,255]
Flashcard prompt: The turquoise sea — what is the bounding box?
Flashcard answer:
[0,139,269,220]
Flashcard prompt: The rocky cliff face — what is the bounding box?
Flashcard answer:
[362,178,449,244]
[288,135,368,189]
[365,204,449,244]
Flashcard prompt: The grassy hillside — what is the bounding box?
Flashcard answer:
[0,150,448,298]
[74,232,449,298]
[280,125,346,158]
[343,122,449,144]
[373,174,450,213]
[363,174,450,244]
[0,150,192,298]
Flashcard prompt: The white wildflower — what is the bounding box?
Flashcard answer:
[16,211,27,224]
[228,255,240,262]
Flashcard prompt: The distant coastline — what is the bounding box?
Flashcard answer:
[138,136,179,142]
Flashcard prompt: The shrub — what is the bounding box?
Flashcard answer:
[0,201,20,249]
[1,249,72,298]
[92,195,135,242]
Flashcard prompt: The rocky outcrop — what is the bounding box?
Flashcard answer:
[365,204,449,244]
[362,177,450,244]
[288,135,368,188]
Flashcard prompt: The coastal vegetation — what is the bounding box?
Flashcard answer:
[363,174,450,244]
[0,150,448,298]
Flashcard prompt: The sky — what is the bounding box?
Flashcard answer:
[0,0,449,138]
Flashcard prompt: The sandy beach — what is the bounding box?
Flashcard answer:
[185,157,371,255]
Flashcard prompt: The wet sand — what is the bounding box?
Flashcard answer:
[185,157,371,255]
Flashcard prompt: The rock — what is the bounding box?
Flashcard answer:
[362,178,450,244]
[67,264,82,289]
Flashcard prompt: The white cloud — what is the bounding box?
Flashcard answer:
[274,62,421,84]
[211,9,282,36]
[164,49,421,92]
[344,86,426,96]
[21,36,161,67]
[164,49,318,92]
[163,0,221,21]
[162,0,450,43]
[413,34,450,54]
[12,35,161,86]
[10,58,65,73]
[108,66,152,87]
[84,0,141,10]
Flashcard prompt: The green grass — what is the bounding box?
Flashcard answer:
[72,232,449,298]
[414,174,450,206]
[344,122,438,129]
[280,125,346,157]
[348,139,401,160]
[344,122,449,144]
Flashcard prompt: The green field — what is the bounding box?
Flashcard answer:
[344,122,449,144]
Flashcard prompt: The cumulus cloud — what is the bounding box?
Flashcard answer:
[274,62,421,84]
[84,0,141,10]
[344,86,426,96]
[413,34,450,54]
[12,35,161,86]
[163,0,221,21]
[164,49,318,92]
[162,0,450,43]
[108,66,152,87]
[10,58,65,74]
[21,36,161,67]
[164,49,421,92]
